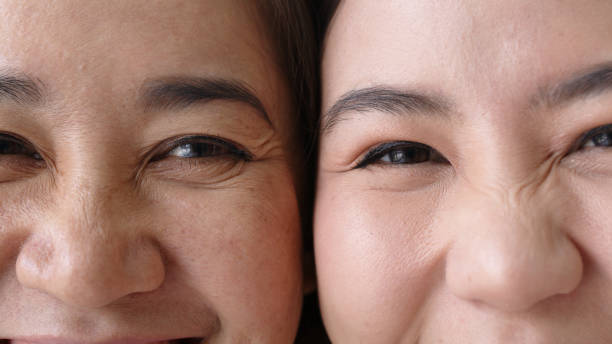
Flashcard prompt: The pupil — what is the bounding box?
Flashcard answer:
[387,148,430,164]
[0,141,25,155]
[390,150,406,163]
[174,142,224,158]
[406,148,430,163]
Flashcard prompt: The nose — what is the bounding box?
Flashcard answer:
[443,184,583,312]
[16,183,165,308]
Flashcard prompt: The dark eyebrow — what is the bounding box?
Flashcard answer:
[323,86,449,132]
[142,77,272,126]
[0,72,43,104]
[536,64,612,108]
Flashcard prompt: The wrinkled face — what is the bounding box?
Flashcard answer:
[316,0,612,342]
[0,1,302,343]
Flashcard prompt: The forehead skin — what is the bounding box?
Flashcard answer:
[0,0,289,136]
[323,0,612,116]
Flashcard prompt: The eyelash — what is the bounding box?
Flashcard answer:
[2,124,612,171]
[0,134,252,170]
[0,133,43,160]
[355,124,612,169]
[573,123,612,151]
[354,141,448,169]
[149,135,253,163]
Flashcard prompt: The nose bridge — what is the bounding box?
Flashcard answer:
[449,179,548,254]
[51,165,126,248]
[55,181,124,264]
[16,159,165,308]
[443,177,583,312]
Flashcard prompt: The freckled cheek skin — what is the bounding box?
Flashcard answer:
[314,176,445,343]
[147,167,303,343]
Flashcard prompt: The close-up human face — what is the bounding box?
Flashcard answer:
[316,0,612,342]
[0,1,303,343]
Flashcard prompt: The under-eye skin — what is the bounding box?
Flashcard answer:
[354,141,449,169]
[561,124,612,176]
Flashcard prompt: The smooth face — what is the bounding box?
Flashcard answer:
[0,1,302,343]
[316,0,612,342]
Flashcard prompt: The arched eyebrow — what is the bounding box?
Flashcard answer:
[534,64,612,109]
[0,72,43,104]
[324,63,612,135]
[141,76,272,127]
[322,86,450,133]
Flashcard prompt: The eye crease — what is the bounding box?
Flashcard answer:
[354,141,449,169]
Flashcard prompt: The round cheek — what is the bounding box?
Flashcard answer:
[149,165,302,342]
[314,174,446,342]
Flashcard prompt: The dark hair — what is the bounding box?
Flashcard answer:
[256,4,331,342]
[257,1,317,151]
[255,1,319,246]
[311,0,340,48]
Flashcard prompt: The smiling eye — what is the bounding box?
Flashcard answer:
[146,135,253,184]
[355,141,448,169]
[578,124,612,149]
[151,135,252,162]
[168,142,229,159]
[0,134,42,160]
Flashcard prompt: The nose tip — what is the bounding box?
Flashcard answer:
[445,225,583,312]
[16,235,165,308]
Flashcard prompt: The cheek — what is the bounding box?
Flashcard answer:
[148,166,302,339]
[566,176,612,282]
[314,174,445,341]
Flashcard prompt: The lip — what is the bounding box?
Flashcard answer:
[2,338,203,344]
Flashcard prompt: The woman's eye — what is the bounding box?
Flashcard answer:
[355,141,448,169]
[167,142,228,159]
[152,136,252,162]
[0,134,42,160]
[578,124,612,149]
